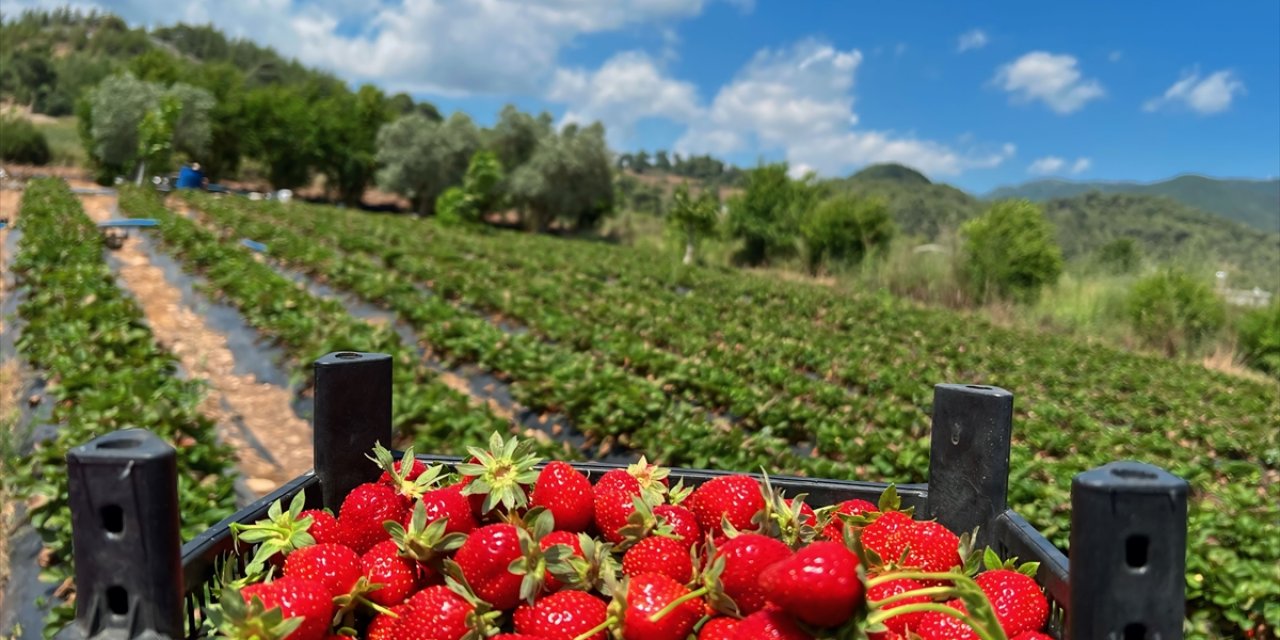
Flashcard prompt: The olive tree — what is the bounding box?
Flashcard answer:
[82,72,213,180]
[507,122,613,231]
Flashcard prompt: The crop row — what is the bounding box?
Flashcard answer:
[204,194,1279,638]
[10,179,239,632]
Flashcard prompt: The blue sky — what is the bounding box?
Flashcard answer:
[54,0,1280,191]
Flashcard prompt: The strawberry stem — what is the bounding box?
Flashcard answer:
[865,602,1005,640]
[571,615,616,640]
[868,585,958,608]
[647,586,708,623]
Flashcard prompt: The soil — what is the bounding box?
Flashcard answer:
[0,185,22,617]
[78,192,313,496]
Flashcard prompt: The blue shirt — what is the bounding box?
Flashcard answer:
[176,165,204,189]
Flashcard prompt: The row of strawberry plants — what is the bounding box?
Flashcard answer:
[115,187,521,456]
[226,197,1277,638]
[178,192,861,478]
[11,179,239,635]
[188,192,932,477]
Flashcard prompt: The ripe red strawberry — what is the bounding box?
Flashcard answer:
[594,468,641,496]
[454,523,525,611]
[788,499,817,528]
[623,535,693,584]
[593,486,640,544]
[866,577,928,638]
[366,604,407,640]
[297,509,341,545]
[395,585,478,640]
[361,539,424,607]
[492,636,550,640]
[759,541,863,627]
[1011,633,1053,640]
[859,511,914,565]
[540,530,584,592]
[714,533,791,616]
[902,520,961,581]
[338,483,407,554]
[379,458,427,485]
[239,577,333,640]
[699,617,740,639]
[457,433,541,518]
[821,499,876,541]
[622,573,703,640]
[975,569,1050,636]
[913,599,977,640]
[512,589,608,639]
[733,609,812,640]
[408,484,477,534]
[652,504,701,549]
[685,475,764,534]
[282,543,362,599]
[530,461,595,532]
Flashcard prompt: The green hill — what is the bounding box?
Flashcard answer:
[832,163,983,240]
[988,175,1280,233]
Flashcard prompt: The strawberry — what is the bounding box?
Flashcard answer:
[1011,633,1054,640]
[790,499,817,528]
[379,457,427,485]
[901,520,961,582]
[298,509,341,545]
[622,535,693,584]
[456,433,541,517]
[593,486,640,544]
[653,504,701,549]
[230,492,319,577]
[975,569,1050,636]
[715,533,791,616]
[820,499,876,541]
[530,461,595,532]
[454,523,526,610]
[622,573,704,640]
[699,617,740,639]
[759,541,863,627]
[238,577,333,640]
[594,468,641,496]
[366,604,407,640]
[733,609,812,640]
[394,585,482,640]
[859,510,914,565]
[410,484,478,535]
[913,599,977,640]
[512,589,608,639]
[361,539,424,607]
[685,475,764,534]
[866,577,928,638]
[282,543,362,599]
[540,530,584,592]
[492,636,550,640]
[337,483,407,554]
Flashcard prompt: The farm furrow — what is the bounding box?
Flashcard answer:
[77,191,312,494]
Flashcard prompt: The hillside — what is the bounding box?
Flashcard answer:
[988,175,1280,233]
[831,163,983,240]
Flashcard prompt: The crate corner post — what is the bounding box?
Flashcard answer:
[66,428,184,639]
[313,351,394,512]
[1069,461,1189,640]
[925,383,1015,550]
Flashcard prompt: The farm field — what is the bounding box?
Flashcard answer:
[2,179,1277,638]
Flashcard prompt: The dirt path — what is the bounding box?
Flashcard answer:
[0,185,23,614]
[79,193,313,496]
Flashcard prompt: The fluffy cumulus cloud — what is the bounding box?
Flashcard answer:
[994,51,1105,114]
[548,51,702,146]
[1028,155,1090,175]
[957,29,988,52]
[664,39,1014,177]
[1143,68,1245,115]
[40,0,735,96]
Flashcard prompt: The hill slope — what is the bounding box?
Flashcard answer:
[988,175,1280,233]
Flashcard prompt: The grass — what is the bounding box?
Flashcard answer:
[31,116,84,167]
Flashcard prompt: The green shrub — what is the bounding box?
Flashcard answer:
[435,186,475,226]
[1127,269,1226,356]
[0,114,52,165]
[1096,237,1141,274]
[961,199,1064,303]
[801,194,895,274]
[1237,301,1280,377]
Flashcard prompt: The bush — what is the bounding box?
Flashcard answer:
[0,114,52,165]
[961,199,1064,303]
[1236,301,1280,377]
[801,194,895,274]
[1096,237,1141,274]
[1126,269,1226,356]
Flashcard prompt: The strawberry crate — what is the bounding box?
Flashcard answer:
[61,351,1188,640]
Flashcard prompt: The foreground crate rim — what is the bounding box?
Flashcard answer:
[64,351,1190,640]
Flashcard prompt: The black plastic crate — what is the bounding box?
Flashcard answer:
[61,351,1189,640]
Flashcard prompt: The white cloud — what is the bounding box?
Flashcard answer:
[957,29,989,52]
[993,51,1105,114]
[1143,68,1245,115]
[548,51,702,146]
[45,0,732,97]
[665,39,1015,177]
[1028,155,1090,175]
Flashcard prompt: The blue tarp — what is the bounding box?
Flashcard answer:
[176,165,205,189]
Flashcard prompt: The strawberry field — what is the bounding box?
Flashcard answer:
[4,179,1277,638]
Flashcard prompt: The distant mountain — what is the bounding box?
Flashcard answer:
[987,175,1280,233]
[833,164,983,240]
